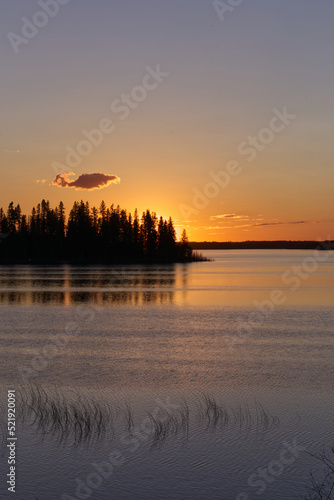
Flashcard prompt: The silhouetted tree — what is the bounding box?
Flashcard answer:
[0,200,197,264]
[56,201,66,238]
[179,229,192,260]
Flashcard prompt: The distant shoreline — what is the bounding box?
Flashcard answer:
[190,241,334,250]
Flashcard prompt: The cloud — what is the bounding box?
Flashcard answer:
[196,220,322,231]
[52,172,120,191]
[210,214,249,220]
[195,226,225,231]
[3,148,20,153]
[36,179,47,184]
[215,220,322,230]
[249,220,321,228]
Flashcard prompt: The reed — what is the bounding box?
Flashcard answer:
[302,445,334,499]
[16,384,113,445]
[122,402,134,433]
[195,393,279,431]
[147,404,189,444]
[6,384,280,446]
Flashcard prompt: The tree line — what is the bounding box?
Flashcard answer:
[0,200,194,264]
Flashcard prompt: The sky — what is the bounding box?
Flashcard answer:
[0,0,333,241]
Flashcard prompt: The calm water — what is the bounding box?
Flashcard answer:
[0,250,334,499]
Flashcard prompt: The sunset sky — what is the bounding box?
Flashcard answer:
[1,0,333,241]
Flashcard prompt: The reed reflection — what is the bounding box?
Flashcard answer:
[0,265,187,306]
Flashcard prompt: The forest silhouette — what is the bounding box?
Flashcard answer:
[0,200,197,264]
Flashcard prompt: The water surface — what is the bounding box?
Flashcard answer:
[1,250,333,499]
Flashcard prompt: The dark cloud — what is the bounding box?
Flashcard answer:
[197,220,321,231]
[225,220,321,229]
[52,172,120,190]
[250,220,320,227]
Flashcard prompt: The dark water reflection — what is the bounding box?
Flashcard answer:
[0,265,186,306]
[1,250,333,307]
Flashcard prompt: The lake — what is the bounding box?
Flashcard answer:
[0,250,334,500]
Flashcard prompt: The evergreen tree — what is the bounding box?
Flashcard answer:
[0,200,196,264]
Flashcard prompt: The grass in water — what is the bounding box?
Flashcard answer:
[6,384,281,446]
